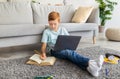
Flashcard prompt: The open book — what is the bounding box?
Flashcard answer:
[26,54,56,66]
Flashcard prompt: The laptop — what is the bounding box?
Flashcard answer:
[54,35,81,51]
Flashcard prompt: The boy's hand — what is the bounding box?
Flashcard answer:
[40,53,47,60]
[34,50,47,60]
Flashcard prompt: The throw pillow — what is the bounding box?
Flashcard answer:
[71,6,94,23]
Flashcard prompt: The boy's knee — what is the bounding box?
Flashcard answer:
[64,49,74,56]
[65,49,73,53]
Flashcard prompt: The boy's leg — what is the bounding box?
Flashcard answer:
[51,49,89,70]
[51,49,104,77]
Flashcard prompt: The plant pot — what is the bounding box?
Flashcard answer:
[99,26,105,33]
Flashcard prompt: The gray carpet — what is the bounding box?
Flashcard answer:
[0,46,120,79]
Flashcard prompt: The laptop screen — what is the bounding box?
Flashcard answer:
[54,35,81,51]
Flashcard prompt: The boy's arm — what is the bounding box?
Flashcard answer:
[40,29,48,60]
[40,42,47,60]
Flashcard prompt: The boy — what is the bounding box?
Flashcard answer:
[39,11,104,77]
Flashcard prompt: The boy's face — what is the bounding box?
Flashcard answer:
[48,19,59,31]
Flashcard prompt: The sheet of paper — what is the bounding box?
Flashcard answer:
[29,54,42,64]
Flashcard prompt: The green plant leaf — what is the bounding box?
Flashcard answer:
[107,4,114,11]
[99,2,106,9]
[105,10,112,15]
[106,0,112,4]
[95,0,117,26]
[105,17,112,20]
[95,0,103,3]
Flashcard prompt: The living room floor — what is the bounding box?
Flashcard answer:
[0,33,120,60]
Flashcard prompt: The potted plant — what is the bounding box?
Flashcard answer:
[95,0,117,32]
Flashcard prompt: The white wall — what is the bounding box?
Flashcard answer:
[106,0,120,27]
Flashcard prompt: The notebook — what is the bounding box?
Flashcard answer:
[54,35,81,51]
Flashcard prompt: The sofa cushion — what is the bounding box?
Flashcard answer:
[87,7,99,24]
[0,24,45,38]
[0,35,41,47]
[0,2,33,24]
[60,23,98,32]
[32,3,75,24]
[71,6,93,23]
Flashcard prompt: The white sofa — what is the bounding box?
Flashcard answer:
[0,2,99,48]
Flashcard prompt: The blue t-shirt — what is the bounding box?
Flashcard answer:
[41,26,69,52]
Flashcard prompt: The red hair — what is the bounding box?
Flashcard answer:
[48,11,60,22]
